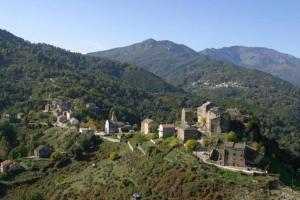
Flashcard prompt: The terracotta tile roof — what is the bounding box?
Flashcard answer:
[1,160,13,166]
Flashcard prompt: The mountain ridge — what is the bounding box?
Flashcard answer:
[200,46,300,86]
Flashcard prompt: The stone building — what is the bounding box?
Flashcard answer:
[105,111,132,134]
[141,118,154,134]
[34,145,53,158]
[177,125,199,142]
[197,102,230,135]
[0,160,18,173]
[158,124,176,138]
[181,108,194,125]
[209,142,257,167]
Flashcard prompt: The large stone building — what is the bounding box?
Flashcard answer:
[141,118,154,134]
[177,125,199,142]
[197,102,230,135]
[209,142,257,167]
[181,108,194,125]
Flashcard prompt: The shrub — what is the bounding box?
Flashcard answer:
[226,131,237,142]
[109,151,119,161]
[185,139,198,151]
[169,138,179,148]
[50,151,61,161]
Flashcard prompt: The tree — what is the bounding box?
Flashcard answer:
[9,145,28,159]
[185,139,198,151]
[226,131,237,142]
[149,122,159,134]
[109,151,119,160]
[50,151,61,161]
[0,138,9,160]
[169,138,179,148]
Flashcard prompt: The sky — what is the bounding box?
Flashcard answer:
[0,0,300,57]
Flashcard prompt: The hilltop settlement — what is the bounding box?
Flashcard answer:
[1,100,263,178]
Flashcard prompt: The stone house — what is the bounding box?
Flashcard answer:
[177,125,200,142]
[158,124,176,138]
[44,104,51,112]
[86,103,100,113]
[181,108,194,125]
[79,127,94,134]
[0,160,18,173]
[209,142,257,167]
[1,114,13,122]
[34,145,53,158]
[197,102,230,135]
[57,115,68,127]
[70,117,79,126]
[16,113,24,119]
[141,118,154,134]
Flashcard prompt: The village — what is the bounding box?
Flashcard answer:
[0,100,265,177]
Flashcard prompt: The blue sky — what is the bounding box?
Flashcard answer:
[1,0,300,56]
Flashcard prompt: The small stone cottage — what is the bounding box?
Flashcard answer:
[177,125,200,142]
[34,145,53,158]
[158,124,176,138]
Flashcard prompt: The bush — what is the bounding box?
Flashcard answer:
[169,138,179,148]
[109,151,119,161]
[50,151,61,161]
[226,131,237,142]
[185,139,198,151]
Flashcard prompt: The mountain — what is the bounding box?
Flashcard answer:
[200,46,300,86]
[88,39,200,76]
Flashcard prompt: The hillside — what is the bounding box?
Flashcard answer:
[201,46,300,86]
[0,29,185,122]
[0,133,284,200]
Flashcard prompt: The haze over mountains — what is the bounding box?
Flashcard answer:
[89,39,300,87]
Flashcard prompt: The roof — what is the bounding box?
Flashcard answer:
[1,160,13,166]
[142,118,154,124]
[209,107,226,115]
[224,142,246,150]
[179,125,198,131]
[182,108,193,112]
[35,145,52,152]
[160,124,175,129]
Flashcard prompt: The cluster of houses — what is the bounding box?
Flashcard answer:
[1,113,24,122]
[44,100,80,128]
[141,101,258,168]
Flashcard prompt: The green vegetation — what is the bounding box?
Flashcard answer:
[185,139,198,151]
[226,131,237,142]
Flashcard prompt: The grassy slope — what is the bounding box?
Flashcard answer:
[2,137,278,200]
